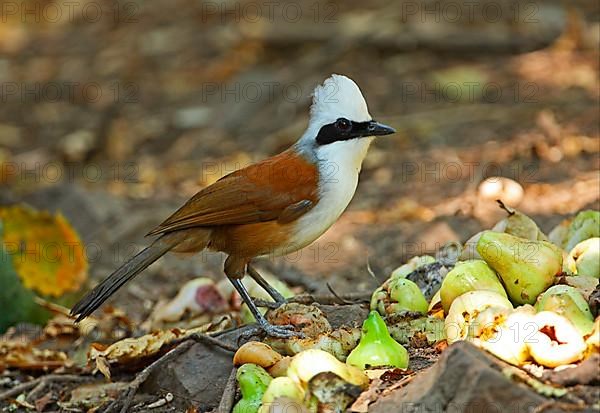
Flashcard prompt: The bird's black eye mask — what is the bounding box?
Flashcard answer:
[316,118,396,145]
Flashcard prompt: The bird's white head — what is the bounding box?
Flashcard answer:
[310,74,372,125]
[297,74,395,168]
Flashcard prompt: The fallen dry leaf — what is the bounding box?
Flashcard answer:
[0,338,71,371]
[95,356,112,380]
[89,318,231,377]
[350,376,382,413]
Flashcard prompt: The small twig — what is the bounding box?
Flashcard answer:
[101,341,195,413]
[217,367,238,413]
[326,283,356,305]
[496,199,515,215]
[211,324,254,338]
[188,332,238,353]
[258,262,322,292]
[0,374,93,401]
[102,332,237,413]
[33,296,72,316]
[12,397,35,410]
[252,298,280,309]
[145,392,173,409]
[289,292,371,305]
[168,330,238,360]
[253,291,372,309]
[365,257,382,283]
[25,380,48,402]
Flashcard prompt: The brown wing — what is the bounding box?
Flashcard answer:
[147,149,319,236]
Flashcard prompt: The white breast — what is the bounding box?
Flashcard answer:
[275,137,373,255]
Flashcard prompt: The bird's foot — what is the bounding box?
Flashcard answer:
[259,320,304,339]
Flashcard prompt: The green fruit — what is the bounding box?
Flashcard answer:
[233,364,273,413]
[370,275,429,316]
[535,285,594,335]
[369,286,387,315]
[390,255,436,279]
[568,238,600,279]
[476,231,562,305]
[388,278,429,314]
[439,260,507,314]
[563,275,599,299]
[548,220,570,248]
[346,311,408,369]
[388,315,446,345]
[286,349,368,388]
[492,204,547,241]
[565,210,600,251]
[461,231,485,261]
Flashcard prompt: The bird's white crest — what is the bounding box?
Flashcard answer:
[297,74,374,153]
[310,74,372,125]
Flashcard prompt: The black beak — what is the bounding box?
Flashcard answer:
[366,120,396,136]
[317,118,396,145]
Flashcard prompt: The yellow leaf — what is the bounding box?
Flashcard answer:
[0,204,88,297]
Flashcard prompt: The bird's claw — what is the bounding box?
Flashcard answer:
[260,322,305,339]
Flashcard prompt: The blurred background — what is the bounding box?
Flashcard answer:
[0,0,598,318]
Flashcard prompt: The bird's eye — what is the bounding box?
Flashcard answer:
[335,118,351,132]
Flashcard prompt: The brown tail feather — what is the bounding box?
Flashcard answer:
[71,235,180,322]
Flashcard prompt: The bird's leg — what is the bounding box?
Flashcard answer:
[227,277,301,338]
[246,264,287,306]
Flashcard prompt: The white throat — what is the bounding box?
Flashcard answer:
[279,137,372,255]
